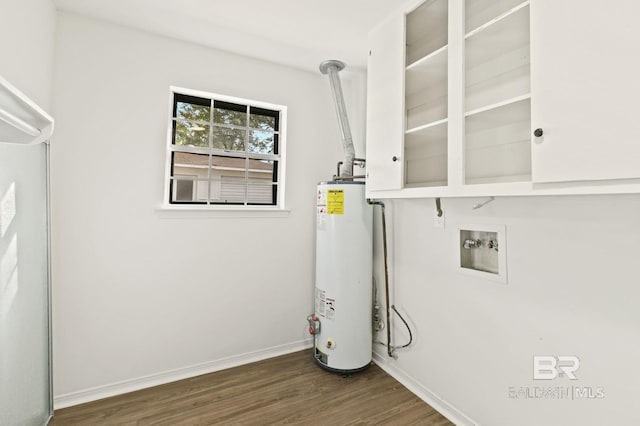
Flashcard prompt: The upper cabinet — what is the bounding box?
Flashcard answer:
[366,0,640,198]
[530,0,640,183]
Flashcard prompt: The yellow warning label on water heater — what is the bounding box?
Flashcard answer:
[326,189,344,215]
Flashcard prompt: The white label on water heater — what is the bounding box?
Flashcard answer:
[317,188,327,208]
[316,288,337,320]
[317,188,327,230]
[325,298,335,320]
[317,208,327,230]
[316,288,326,317]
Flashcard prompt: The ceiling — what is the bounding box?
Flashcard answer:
[53,0,404,73]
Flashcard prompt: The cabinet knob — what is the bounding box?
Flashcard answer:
[392,156,399,162]
[533,128,544,137]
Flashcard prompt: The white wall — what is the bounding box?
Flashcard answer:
[372,195,640,425]
[51,12,347,402]
[0,0,56,109]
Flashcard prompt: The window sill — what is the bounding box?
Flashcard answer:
[155,205,291,219]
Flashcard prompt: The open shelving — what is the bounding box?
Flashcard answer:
[366,0,640,197]
[404,0,449,188]
[406,0,449,66]
[464,0,531,185]
[465,93,530,119]
[465,97,531,184]
[465,1,530,112]
[466,0,530,39]
[405,120,448,187]
[406,45,448,131]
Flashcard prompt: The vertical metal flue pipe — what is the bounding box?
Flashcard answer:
[320,60,355,178]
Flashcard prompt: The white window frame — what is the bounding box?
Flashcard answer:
[163,86,287,210]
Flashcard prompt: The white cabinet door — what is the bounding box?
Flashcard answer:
[366,12,405,191]
[531,0,640,183]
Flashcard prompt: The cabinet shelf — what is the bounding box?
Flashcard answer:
[405,119,447,187]
[465,96,531,184]
[465,1,530,114]
[465,93,530,118]
[406,0,448,65]
[407,118,448,135]
[466,173,531,185]
[465,2,529,65]
[407,45,448,72]
[405,6,448,134]
[465,1,530,40]
[406,45,448,96]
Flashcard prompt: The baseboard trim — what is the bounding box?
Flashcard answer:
[372,351,477,426]
[54,339,313,410]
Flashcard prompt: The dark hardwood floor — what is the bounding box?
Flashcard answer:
[51,349,453,425]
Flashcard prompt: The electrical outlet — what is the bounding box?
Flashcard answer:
[434,209,445,228]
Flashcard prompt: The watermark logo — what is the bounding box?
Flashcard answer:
[507,355,604,400]
[533,355,580,380]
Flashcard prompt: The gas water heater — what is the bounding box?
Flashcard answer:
[312,181,372,372]
[308,60,374,373]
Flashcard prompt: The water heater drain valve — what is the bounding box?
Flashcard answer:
[307,314,321,335]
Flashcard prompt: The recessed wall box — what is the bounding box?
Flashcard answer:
[459,224,507,284]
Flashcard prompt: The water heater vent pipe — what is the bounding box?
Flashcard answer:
[319,60,355,178]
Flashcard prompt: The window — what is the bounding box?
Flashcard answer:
[165,87,286,207]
